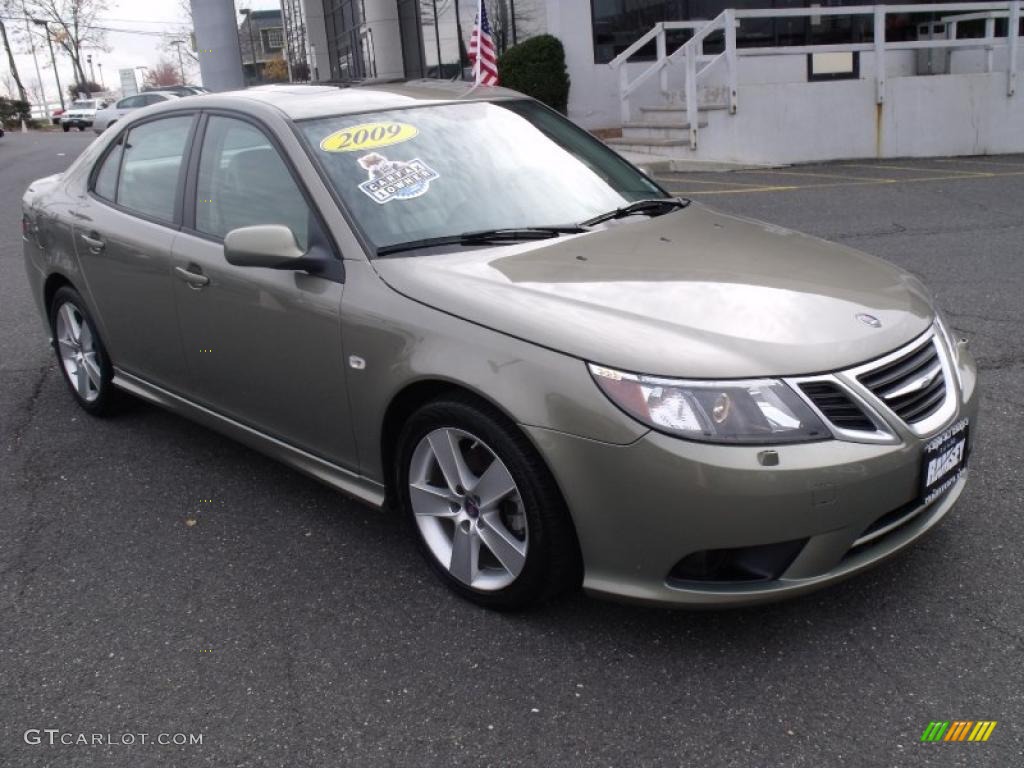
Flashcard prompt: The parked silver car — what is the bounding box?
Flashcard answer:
[21,83,978,609]
[92,92,180,133]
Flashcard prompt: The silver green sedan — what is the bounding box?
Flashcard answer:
[21,83,978,609]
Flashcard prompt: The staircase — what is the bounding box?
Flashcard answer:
[605,94,729,156]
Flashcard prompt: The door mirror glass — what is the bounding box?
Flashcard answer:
[223,225,307,269]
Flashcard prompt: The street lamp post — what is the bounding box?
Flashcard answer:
[87,54,95,88]
[97,61,105,89]
[31,18,64,110]
[170,39,186,84]
[22,14,50,119]
[239,9,261,84]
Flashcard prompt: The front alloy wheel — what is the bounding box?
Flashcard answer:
[397,396,580,609]
[409,427,528,591]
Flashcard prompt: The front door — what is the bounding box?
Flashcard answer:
[170,114,356,468]
[73,114,196,390]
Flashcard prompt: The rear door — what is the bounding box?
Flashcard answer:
[169,113,356,468]
[72,113,197,390]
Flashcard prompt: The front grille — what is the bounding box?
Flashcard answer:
[858,338,946,424]
[799,381,875,431]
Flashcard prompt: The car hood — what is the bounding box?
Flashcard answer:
[372,205,934,378]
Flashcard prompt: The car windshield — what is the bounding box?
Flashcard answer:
[297,100,666,253]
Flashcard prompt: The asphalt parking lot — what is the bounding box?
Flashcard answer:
[1,131,1022,767]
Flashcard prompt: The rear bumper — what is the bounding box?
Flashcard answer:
[526,346,979,608]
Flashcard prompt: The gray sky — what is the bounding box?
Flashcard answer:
[3,0,279,106]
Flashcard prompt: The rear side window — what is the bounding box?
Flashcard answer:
[115,115,194,223]
[93,137,124,201]
[194,115,311,249]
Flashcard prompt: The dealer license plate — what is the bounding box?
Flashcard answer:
[920,417,969,504]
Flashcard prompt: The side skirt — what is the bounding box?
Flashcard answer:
[113,370,387,508]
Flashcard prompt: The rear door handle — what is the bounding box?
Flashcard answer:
[80,232,105,252]
[174,266,210,288]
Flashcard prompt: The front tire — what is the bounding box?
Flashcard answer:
[48,286,118,415]
[396,396,580,610]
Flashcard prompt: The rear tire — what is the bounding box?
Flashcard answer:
[48,286,119,416]
[62,124,70,132]
[395,395,581,610]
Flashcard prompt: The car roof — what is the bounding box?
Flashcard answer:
[166,81,526,121]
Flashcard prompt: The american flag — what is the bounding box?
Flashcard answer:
[468,1,499,86]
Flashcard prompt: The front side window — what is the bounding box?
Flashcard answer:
[298,100,664,252]
[194,116,311,250]
[93,137,124,201]
[115,115,194,222]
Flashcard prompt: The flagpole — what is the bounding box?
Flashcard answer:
[475,0,484,85]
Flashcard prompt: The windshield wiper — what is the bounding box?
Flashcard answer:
[377,226,586,257]
[579,197,690,228]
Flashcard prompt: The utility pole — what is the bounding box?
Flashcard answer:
[87,53,96,87]
[239,9,261,83]
[431,0,442,77]
[170,39,186,84]
[510,0,517,45]
[22,14,50,119]
[31,18,64,110]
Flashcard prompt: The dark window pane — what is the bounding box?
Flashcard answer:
[116,116,193,222]
[195,116,310,250]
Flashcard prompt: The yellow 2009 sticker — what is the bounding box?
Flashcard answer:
[319,122,419,153]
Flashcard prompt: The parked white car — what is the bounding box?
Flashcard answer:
[62,99,109,132]
[92,92,181,134]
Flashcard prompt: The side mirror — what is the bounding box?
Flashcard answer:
[223,225,310,270]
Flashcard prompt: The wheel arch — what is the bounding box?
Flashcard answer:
[380,378,550,507]
[380,377,585,592]
[43,272,76,317]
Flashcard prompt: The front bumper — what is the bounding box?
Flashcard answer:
[527,342,979,607]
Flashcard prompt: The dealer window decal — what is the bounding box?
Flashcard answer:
[320,122,419,152]
[356,153,439,204]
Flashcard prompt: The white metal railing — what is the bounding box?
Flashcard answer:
[610,1,1022,150]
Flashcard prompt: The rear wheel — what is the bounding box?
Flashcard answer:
[396,396,580,609]
[62,124,70,132]
[49,286,118,415]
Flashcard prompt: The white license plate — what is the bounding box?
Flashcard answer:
[921,417,969,504]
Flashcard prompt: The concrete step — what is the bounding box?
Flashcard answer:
[640,103,730,115]
[612,150,675,174]
[621,120,707,142]
[605,137,693,154]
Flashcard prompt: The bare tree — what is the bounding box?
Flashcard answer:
[21,0,110,87]
[0,1,28,101]
[144,58,181,88]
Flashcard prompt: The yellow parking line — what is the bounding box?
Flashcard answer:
[936,157,1024,169]
[839,162,991,176]
[663,168,1024,195]
[656,176,776,187]
[757,168,898,182]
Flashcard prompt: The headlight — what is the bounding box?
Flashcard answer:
[589,364,830,444]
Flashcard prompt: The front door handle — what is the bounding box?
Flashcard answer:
[80,232,105,253]
[174,265,210,288]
